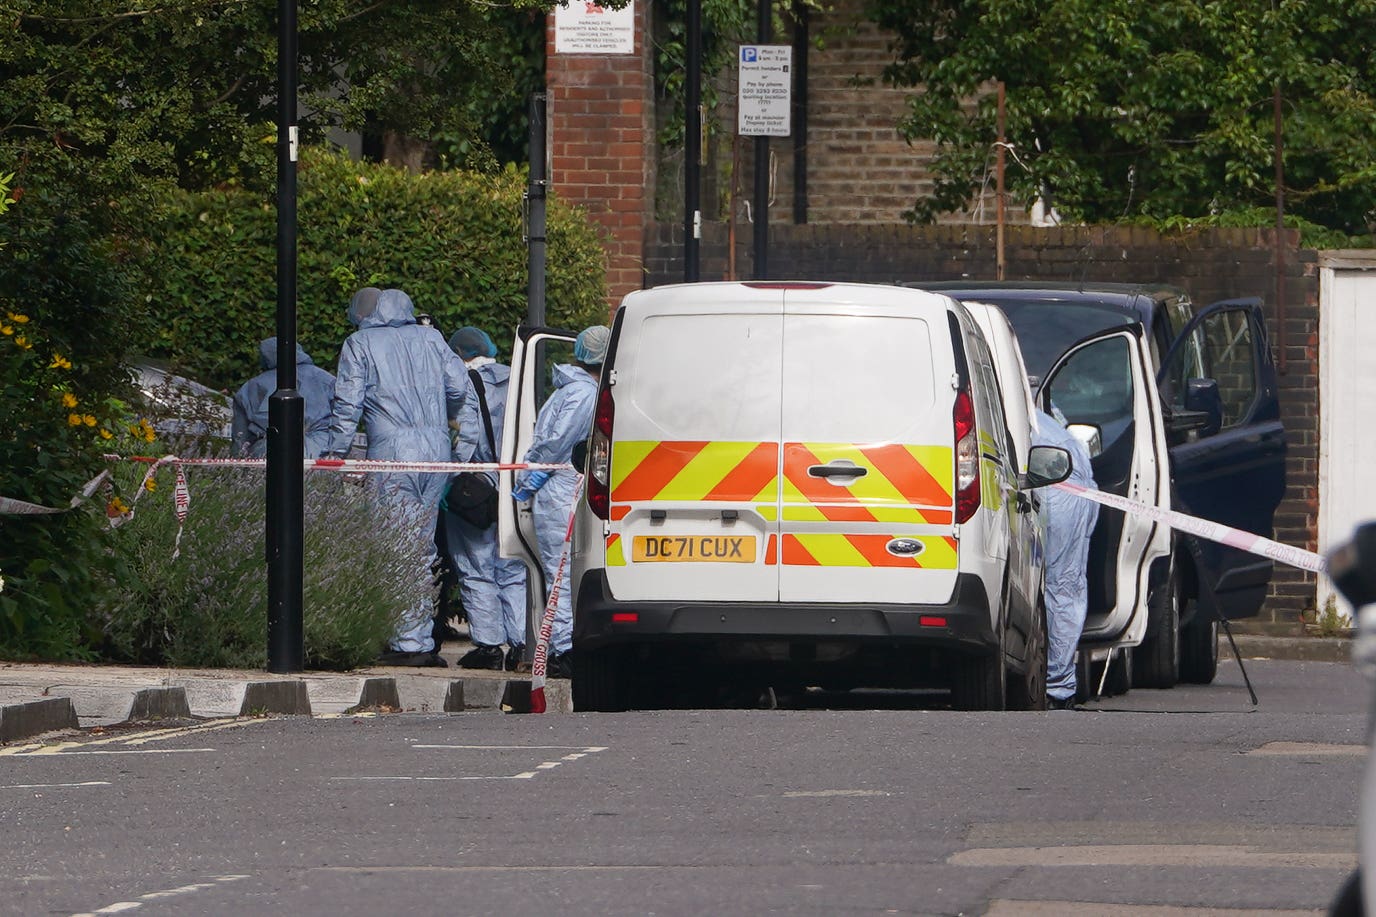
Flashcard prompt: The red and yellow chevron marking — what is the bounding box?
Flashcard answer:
[606,533,627,566]
[610,441,778,504]
[781,534,958,569]
[781,442,954,524]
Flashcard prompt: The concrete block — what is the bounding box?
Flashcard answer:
[127,687,192,722]
[239,680,311,716]
[351,678,401,712]
[1,697,78,743]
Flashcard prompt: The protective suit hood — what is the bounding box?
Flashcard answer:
[258,337,314,371]
[362,289,417,329]
[551,363,592,388]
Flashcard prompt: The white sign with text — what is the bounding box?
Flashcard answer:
[738,45,792,137]
[554,0,635,55]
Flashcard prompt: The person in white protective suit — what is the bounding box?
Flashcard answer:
[444,326,530,672]
[511,325,609,679]
[1033,408,1100,709]
[322,288,474,667]
[230,338,336,459]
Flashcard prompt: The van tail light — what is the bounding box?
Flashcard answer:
[953,388,980,524]
[587,386,614,520]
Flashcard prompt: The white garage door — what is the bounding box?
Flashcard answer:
[1319,253,1376,621]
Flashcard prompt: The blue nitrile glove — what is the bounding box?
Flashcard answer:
[511,487,533,503]
[520,469,551,493]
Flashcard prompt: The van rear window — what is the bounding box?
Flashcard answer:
[781,314,937,441]
[629,313,783,440]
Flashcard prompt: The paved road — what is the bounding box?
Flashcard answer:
[1,658,1366,916]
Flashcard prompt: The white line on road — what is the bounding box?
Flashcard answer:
[410,745,600,750]
[950,845,1355,870]
[50,748,215,756]
[2,781,110,789]
[329,774,541,781]
[69,874,248,917]
[985,901,1323,916]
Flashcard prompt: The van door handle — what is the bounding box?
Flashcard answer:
[808,463,868,479]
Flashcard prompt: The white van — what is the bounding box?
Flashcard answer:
[499,282,1071,711]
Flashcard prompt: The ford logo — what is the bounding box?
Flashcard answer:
[885,537,925,557]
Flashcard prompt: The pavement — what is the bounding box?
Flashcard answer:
[0,629,1349,744]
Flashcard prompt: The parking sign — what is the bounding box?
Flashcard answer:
[738,45,791,137]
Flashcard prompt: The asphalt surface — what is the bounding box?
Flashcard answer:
[0,657,1366,916]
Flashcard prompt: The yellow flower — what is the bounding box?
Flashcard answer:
[0,325,11,336]
[6,312,28,324]
[138,419,156,442]
[99,428,113,440]
[83,414,96,427]
[61,392,78,408]
[68,413,83,426]
[107,496,130,517]
[14,335,30,349]
[49,353,71,370]
[144,478,157,493]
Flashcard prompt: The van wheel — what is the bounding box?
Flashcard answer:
[1179,612,1219,684]
[571,647,627,712]
[1133,563,1181,689]
[1007,601,1048,711]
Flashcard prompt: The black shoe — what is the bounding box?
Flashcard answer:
[1047,695,1078,711]
[377,650,448,668]
[457,644,505,670]
[546,651,573,680]
[504,645,526,672]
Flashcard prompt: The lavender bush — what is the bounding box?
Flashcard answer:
[98,466,435,670]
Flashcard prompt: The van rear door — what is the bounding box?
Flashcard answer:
[602,285,785,602]
[777,285,960,605]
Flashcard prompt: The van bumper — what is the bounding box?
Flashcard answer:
[572,570,996,654]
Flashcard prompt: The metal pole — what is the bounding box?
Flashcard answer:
[996,81,1006,281]
[752,0,770,280]
[1273,81,1286,374]
[684,0,702,282]
[528,92,548,327]
[791,2,808,225]
[266,0,304,673]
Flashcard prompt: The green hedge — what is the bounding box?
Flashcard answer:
[141,147,608,389]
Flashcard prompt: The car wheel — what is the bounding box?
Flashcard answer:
[571,647,628,712]
[1133,562,1181,689]
[1179,611,1219,684]
[1007,599,1048,711]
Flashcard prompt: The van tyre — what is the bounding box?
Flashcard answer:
[1007,600,1048,711]
[571,647,628,712]
[1179,613,1219,684]
[1330,869,1362,916]
[1133,563,1181,689]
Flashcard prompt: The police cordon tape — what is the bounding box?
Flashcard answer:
[0,469,111,516]
[1054,480,1327,575]
[102,455,574,474]
[529,473,584,715]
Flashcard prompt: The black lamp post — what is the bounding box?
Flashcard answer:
[266,0,304,673]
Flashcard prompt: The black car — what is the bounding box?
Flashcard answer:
[919,282,1287,690]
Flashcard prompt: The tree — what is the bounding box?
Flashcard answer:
[867,0,1376,234]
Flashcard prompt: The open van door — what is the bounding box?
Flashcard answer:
[1158,298,1286,621]
[1039,325,1171,646]
[498,326,578,638]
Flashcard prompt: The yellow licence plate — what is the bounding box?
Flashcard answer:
[631,535,756,563]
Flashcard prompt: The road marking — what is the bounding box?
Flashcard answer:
[536,762,561,770]
[985,902,1322,916]
[411,744,601,750]
[782,789,891,798]
[1247,741,1366,756]
[2,781,110,789]
[2,719,264,756]
[950,845,1355,869]
[69,874,248,916]
[49,748,215,756]
[329,774,539,782]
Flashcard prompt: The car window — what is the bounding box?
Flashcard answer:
[1043,335,1135,454]
[1200,309,1258,427]
[993,301,1133,383]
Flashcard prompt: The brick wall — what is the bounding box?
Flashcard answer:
[645,221,1320,625]
[546,4,657,310]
